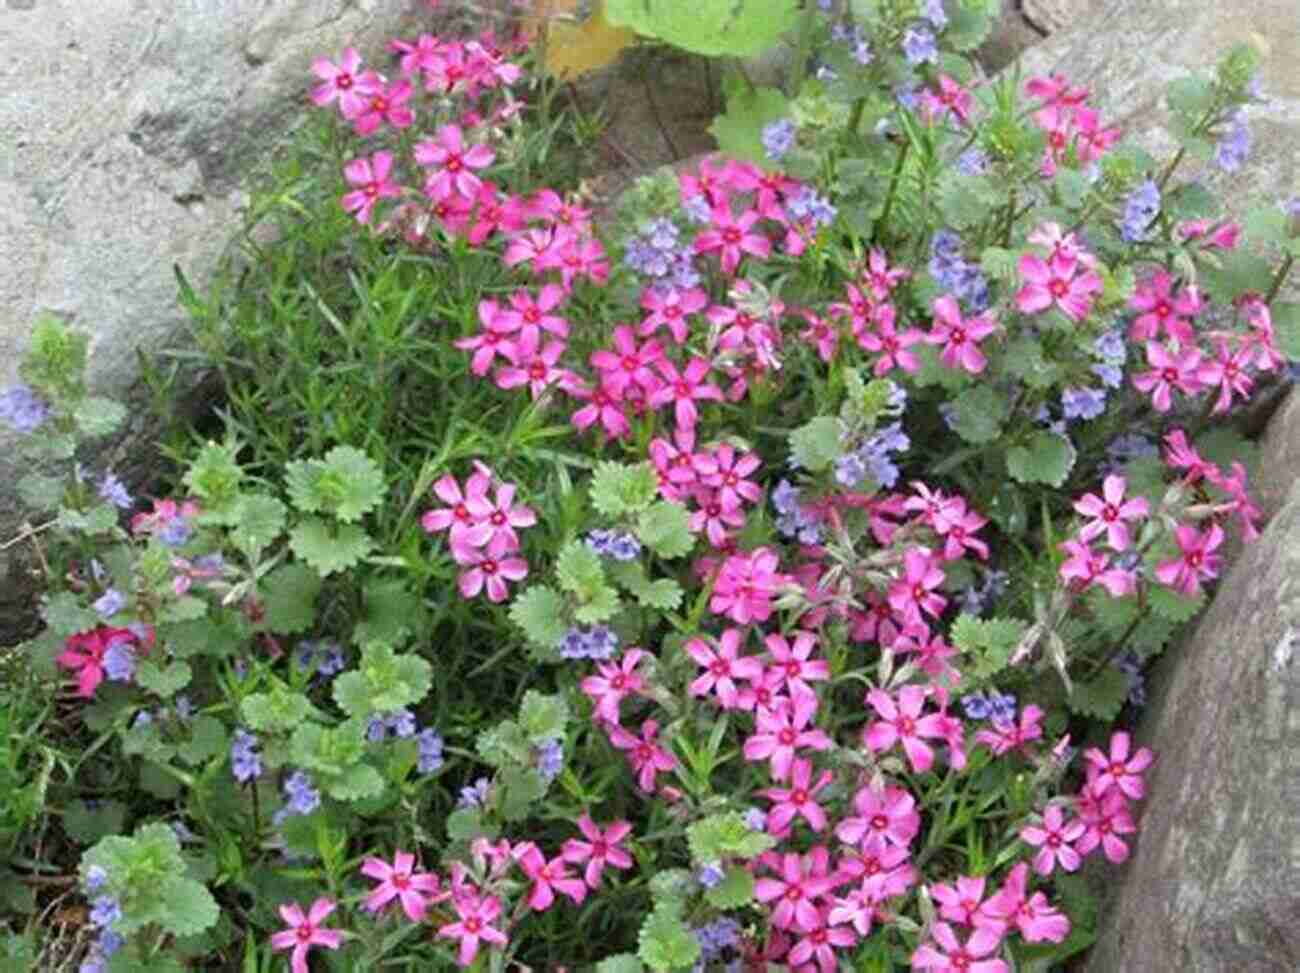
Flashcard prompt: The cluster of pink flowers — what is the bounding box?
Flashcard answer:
[1024,73,1121,178]
[420,463,536,601]
[1015,222,1104,323]
[57,624,154,697]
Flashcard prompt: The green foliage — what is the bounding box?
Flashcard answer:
[1007,432,1076,487]
[788,415,843,473]
[949,615,1029,679]
[1273,302,1300,359]
[241,683,318,733]
[21,313,88,402]
[638,900,701,972]
[608,0,797,57]
[258,562,321,635]
[41,591,99,636]
[519,690,570,743]
[1147,584,1205,622]
[704,866,755,908]
[1067,668,1131,721]
[285,445,386,522]
[73,397,128,439]
[591,461,660,517]
[949,385,1008,445]
[687,812,776,862]
[135,660,193,699]
[288,518,375,575]
[1200,250,1273,304]
[332,641,432,721]
[609,561,684,611]
[510,585,570,649]
[636,501,695,559]
[228,493,287,558]
[596,956,646,973]
[500,766,547,822]
[63,799,128,845]
[707,80,791,167]
[183,438,246,519]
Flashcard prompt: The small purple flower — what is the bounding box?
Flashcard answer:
[458,776,491,809]
[902,26,937,65]
[587,529,642,561]
[96,929,124,957]
[1094,329,1126,363]
[956,148,989,176]
[761,119,796,161]
[89,896,121,929]
[157,517,194,548]
[92,589,126,619]
[1214,111,1251,173]
[367,715,390,742]
[988,692,1017,724]
[417,728,445,774]
[786,186,837,226]
[535,737,564,783]
[696,862,725,889]
[695,918,741,957]
[834,451,868,487]
[683,194,712,224]
[1106,432,1158,467]
[174,694,193,720]
[961,692,992,720]
[1061,386,1106,421]
[1284,197,1300,220]
[922,0,948,29]
[388,708,417,739]
[1119,179,1161,243]
[97,472,133,511]
[83,865,109,892]
[230,729,262,783]
[743,807,768,832]
[1091,363,1124,389]
[282,770,320,816]
[0,384,50,434]
[103,637,137,682]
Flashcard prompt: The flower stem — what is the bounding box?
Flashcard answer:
[872,139,911,246]
[1265,253,1294,305]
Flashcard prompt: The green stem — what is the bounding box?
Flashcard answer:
[1155,146,1187,192]
[791,0,818,97]
[1265,253,1295,305]
[873,139,911,246]
[1082,610,1147,681]
[848,96,867,137]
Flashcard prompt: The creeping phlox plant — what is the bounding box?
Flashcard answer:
[3,0,1299,970]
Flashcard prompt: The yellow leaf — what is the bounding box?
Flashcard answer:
[531,0,636,80]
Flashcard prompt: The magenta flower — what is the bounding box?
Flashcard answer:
[864,685,949,774]
[351,79,415,136]
[561,815,634,889]
[834,843,917,915]
[1163,428,1218,483]
[493,331,569,400]
[649,427,717,496]
[606,719,677,793]
[920,74,975,124]
[1020,804,1086,876]
[556,234,609,290]
[974,704,1045,757]
[799,310,840,363]
[983,863,1071,943]
[421,468,492,547]
[695,205,771,274]
[926,295,997,374]
[887,547,948,626]
[743,692,833,781]
[1154,522,1223,597]
[415,124,495,199]
[1132,340,1204,412]
[513,842,588,910]
[1074,787,1138,863]
[1083,731,1154,800]
[1198,338,1254,414]
[763,631,830,698]
[568,379,631,440]
[754,850,839,932]
[649,357,723,431]
[703,443,762,509]
[862,248,910,299]
[458,477,536,557]
[361,851,442,921]
[1058,539,1137,598]
[590,326,663,397]
[580,649,647,724]
[455,547,527,602]
[787,907,857,970]
[912,922,1008,973]
[934,498,990,561]
[270,898,343,973]
[930,874,1002,931]
[761,757,834,834]
[709,547,789,625]
[639,285,708,344]
[57,626,146,698]
[1015,252,1102,322]
[342,151,402,225]
[1129,270,1203,343]
[1073,475,1149,551]
[310,48,381,116]
[858,302,925,376]
[836,784,921,854]
[437,893,507,967]
[684,628,764,709]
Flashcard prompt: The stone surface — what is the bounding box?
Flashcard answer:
[0,0,453,542]
[1019,0,1086,35]
[1007,4,1300,970]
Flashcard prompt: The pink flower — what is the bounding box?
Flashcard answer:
[57,626,148,698]
[1163,428,1218,483]
[1178,219,1241,250]
[929,874,1003,931]
[1132,340,1204,412]
[761,757,834,834]
[754,850,839,932]
[1025,73,1090,129]
[933,497,990,561]
[1213,460,1263,542]
[310,48,381,116]
[864,685,949,773]
[685,628,764,709]
[455,300,516,375]
[456,547,527,602]
[763,631,831,698]
[799,310,840,363]
[912,922,1008,972]
[1073,475,1149,551]
[561,815,634,889]
[513,842,587,910]
[1198,338,1254,414]
[1020,804,1085,875]
[415,124,495,199]
[974,705,1045,757]
[437,893,507,967]
[589,326,663,397]
[983,863,1071,943]
[649,358,723,431]
[1015,252,1102,322]
[342,151,402,225]
[1154,522,1223,597]
[703,443,762,509]
[1074,787,1138,863]
[494,330,569,399]
[271,898,343,973]
[859,302,925,376]
[1083,731,1154,800]
[351,79,415,136]
[836,783,921,854]
[639,286,708,344]
[694,205,771,274]
[862,248,911,299]
[649,427,716,497]
[499,284,570,342]
[926,296,998,374]
[888,547,948,626]
[607,719,677,793]
[920,74,975,125]
[833,843,917,913]
[421,469,492,547]
[787,907,857,971]
[1058,539,1137,598]
[1129,271,1202,343]
[743,692,833,781]
[580,649,647,724]
[361,851,443,921]
[555,234,610,290]
[461,478,537,555]
[709,547,789,625]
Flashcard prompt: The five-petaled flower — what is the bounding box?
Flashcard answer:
[271,897,343,973]
[561,815,634,889]
[1073,475,1149,551]
[926,296,998,374]
[360,851,443,921]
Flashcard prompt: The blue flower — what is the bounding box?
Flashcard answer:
[230,730,262,783]
[761,119,796,161]
[1119,179,1161,243]
[92,589,126,620]
[282,771,321,816]
[103,639,137,682]
[695,862,725,889]
[1061,386,1107,421]
[535,737,564,783]
[458,776,491,809]
[902,26,937,65]
[922,0,948,29]
[1214,112,1251,173]
[0,384,50,433]
[956,148,989,176]
[961,692,992,720]
[89,896,122,929]
[417,728,445,774]
[97,472,133,511]
[83,865,109,892]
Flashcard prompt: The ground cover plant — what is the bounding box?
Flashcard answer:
[2,0,1299,970]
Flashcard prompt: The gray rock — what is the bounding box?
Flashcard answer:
[1019,0,1089,35]
[1008,5,1300,970]
[0,0,456,545]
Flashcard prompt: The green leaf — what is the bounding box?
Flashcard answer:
[41,591,98,636]
[1165,76,1215,118]
[609,561,683,610]
[1007,432,1075,487]
[574,585,621,624]
[949,615,1028,680]
[288,518,375,576]
[326,762,385,802]
[609,0,798,58]
[509,585,569,649]
[62,799,127,845]
[72,396,127,439]
[944,2,994,50]
[285,445,386,522]
[704,867,754,909]
[135,660,193,699]
[638,900,701,972]
[707,80,791,167]
[1273,302,1300,360]
[353,577,426,647]
[332,641,433,720]
[949,385,1008,445]
[937,172,1000,228]
[557,541,607,598]
[788,415,843,473]
[596,956,645,973]
[591,461,660,517]
[636,501,694,559]
[228,493,287,556]
[446,808,484,842]
[16,472,66,511]
[1001,336,1061,389]
[241,683,317,733]
[980,247,1018,281]
[258,562,321,635]
[519,691,570,743]
[177,716,228,766]
[182,439,245,519]
[499,766,546,822]
[1067,668,1131,720]
[1200,250,1274,304]
[1147,583,1205,622]
[687,812,776,862]
[156,875,220,938]
[158,595,208,624]
[1055,169,1091,209]
[476,720,531,768]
